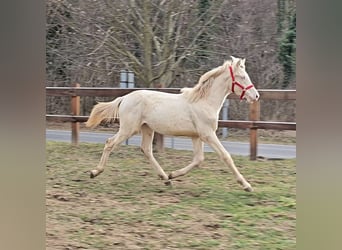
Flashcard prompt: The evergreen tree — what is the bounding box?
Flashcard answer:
[196,0,211,59]
[279,13,296,88]
[46,2,72,84]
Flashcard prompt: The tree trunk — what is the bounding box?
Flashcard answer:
[143,0,153,87]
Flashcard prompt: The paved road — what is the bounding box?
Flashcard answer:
[46,129,296,159]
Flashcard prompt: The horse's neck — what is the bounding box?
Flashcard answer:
[205,76,231,112]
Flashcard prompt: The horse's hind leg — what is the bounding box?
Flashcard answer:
[169,137,204,179]
[140,124,170,184]
[89,130,133,178]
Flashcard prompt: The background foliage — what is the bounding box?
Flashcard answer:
[46,0,296,121]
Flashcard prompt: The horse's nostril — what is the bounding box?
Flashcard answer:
[256,94,259,99]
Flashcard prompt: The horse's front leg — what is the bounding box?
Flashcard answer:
[201,132,253,192]
[169,137,204,179]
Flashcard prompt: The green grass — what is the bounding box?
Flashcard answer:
[46,141,296,249]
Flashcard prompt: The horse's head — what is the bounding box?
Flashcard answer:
[229,56,259,103]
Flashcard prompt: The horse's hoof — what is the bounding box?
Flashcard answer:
[243,186,253,192]
[164,180,172,186]
[89,170,99,178]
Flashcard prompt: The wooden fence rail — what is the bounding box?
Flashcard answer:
[46,87,296,100]
[46,86,296,160]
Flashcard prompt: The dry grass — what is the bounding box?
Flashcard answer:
[46,141,296,249]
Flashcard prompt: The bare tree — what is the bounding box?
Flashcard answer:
[64,0,227,87]
[46,0,296,122]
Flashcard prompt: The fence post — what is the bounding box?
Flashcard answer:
[249,101,260,160]
[71,83,80,145]
[221,99,229,138]
[154,133,164,152]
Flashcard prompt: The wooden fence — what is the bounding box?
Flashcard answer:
[46,85,296,160]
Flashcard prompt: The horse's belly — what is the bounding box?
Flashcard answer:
[138,93,199,136]
[143,112,198,137]
[156,126,198,137]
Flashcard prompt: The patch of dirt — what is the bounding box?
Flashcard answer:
[46,184,228,249]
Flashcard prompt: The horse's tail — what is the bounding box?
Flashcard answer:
[85,97,123,128]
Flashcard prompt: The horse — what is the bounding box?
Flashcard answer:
[85,56,260,192]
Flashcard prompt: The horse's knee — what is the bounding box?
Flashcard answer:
[104,141,113,152]
[104,138,111,148]
[195,155,205,166]
[104,145,112,152]
[105,136,116,144]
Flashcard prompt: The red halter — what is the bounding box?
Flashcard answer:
[229,66,254,100]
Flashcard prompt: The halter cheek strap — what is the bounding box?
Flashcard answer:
[229,66,254,100]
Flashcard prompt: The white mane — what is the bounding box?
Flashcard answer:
[181,60,232,102]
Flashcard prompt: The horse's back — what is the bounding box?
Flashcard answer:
[119,90,198,136]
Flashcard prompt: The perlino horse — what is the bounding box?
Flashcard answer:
[85,56,259,192]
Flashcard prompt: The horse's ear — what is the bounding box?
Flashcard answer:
[242,58,246,65]
[235,58,241,67]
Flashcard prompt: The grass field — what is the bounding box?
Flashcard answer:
[46,141,296,249]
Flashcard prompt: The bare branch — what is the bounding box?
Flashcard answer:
[87,27,114,56]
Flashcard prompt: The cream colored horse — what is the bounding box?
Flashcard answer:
[85,56,259,192]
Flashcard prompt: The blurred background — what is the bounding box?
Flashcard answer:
[46,0,296,125]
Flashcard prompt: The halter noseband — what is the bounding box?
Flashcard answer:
[229,66,254,100]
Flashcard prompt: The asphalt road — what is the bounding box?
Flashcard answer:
[46,129,296,159]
